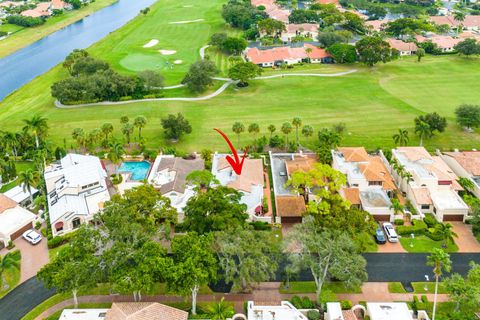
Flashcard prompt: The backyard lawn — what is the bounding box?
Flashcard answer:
[0,0,118,59]
[0,161,37,193]
[1,0,480,154]
[399,236,458,253]
[388,282,447,294]
[0,250,21,299]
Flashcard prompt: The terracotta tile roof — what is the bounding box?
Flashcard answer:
[251,0,290,22]
[21,2,51,17]
[459,31,480,41]
[396,147,432,162]
[342,310,358,320]
[412,187,432,205]
[338,147,369,162]
[341,187,361,205]
[430,156,459,182]
[387,38,418,52]
[430,15,480,28]
[51,0,68,10]
[106,302,188,320]
[444,151,480,176]
[366,19,389,31]
[218,157,264,193]
[246,44,330,64]
[359,156,397,190]
[415,34,461,49]
[276,195,306,217]
[0,194,17,213]
[285,155,317,175]
[286,23,319,34]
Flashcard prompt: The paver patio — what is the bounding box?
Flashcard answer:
[451,222,480,253]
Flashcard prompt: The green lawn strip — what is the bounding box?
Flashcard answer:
[399,236,458,253]
[48,244,68,260]
[0,250,21,298]
[279,281,361,294]
[0,161,38,192]
[411,282,447,294]
[0,179,18,193]
[388,282,407,293]
[0,0,119,59]
[406,301,456,319]
[44,303,112,320]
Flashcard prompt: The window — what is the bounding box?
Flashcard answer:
[72,218,81,229]
[368,181,382,186]
[421,204,430,210]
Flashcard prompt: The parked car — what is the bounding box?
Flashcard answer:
[375,226,386,244]
[383,222,398,243]
[22,229,42,245]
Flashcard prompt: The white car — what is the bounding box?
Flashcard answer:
[383,222,399,243]
[22,229,42,245]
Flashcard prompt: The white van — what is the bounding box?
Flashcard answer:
[383,222,398,243]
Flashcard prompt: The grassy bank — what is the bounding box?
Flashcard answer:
[0,0,119,59]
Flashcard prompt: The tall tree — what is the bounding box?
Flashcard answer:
[248,123,260,141]
[232,122,245,149]
[427,248,452,320]
[18,169,39,204]
[72,128,86,150]
[216,226,279,292]
[433,223,458,248]
[316,128,342,163]
[0,251,20,289]
[2,132,19,161]
[182,60,218,93]
[281,122,293,149]
[101,123,114,144]
[302,125,314,141]
[389,198,405,215]
[161,113,192,140]
[355,36,397,67]
[455,104,480,130]
[453,11,466,34]
[292,117,302,146]
[108,142,124,179]
[22,115,49,149]
[286,217,368,303]
[133,116,147,140]
[168,233,217,315]
[267,124,276,138]
[414,120,431,146]
[228,62,262,86]
[392,129,409,146]
[122,123,134,144]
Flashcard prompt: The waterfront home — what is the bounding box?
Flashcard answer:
[45,154,111,236]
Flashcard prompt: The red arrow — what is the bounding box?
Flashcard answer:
[214,128,248,175]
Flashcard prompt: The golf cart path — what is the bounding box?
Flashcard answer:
[55,70,358,109]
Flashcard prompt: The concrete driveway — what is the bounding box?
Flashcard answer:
[0,236,49,283]
[377,241,407,253]
[451,222,480,253]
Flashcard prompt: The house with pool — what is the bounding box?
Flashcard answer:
[44,154,111,236]
[116,159,153,194]
[147,154,204,217]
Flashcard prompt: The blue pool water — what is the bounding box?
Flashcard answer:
[118,161,151,181]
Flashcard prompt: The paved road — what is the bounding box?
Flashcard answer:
[0,277,55,320]
[2,253,480,319]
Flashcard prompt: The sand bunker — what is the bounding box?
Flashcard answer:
[173,60,183,64]
[159,49,176,55]
[168,19,204,24]
[143,39,159,48]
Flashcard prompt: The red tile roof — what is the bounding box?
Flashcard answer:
[415,34,461,49]
[276,195,306,217]
[430,15,480,28]
[387,38,418,52]
[246,44,330,64]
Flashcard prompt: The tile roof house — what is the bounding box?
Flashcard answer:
[0,194,36,249]
[415,34,461,53]
[280,23,319,42]
[21,2,52,17]
[332,147,397,222]
[270,152,317,224]
[365,19,389,32]
[0,1,23,8]
[429,15,480,31]
[147,154,204,217]
[59,302,188,320]
[440,150,480,200]
[387,38,418,56]
[245,44,331,67]
[391,147,468,222]
[251,0,290,23]
[45,154,111,236]
[212,154,269,222]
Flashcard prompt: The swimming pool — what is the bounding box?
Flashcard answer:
[118,161,151,181]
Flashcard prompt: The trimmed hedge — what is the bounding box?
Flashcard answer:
[394,219,404,226]
[340,300,353,310]
[396,220,428,236]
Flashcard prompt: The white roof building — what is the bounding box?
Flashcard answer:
[59,309,108,320]
[0,194,36,248]
[4,183,39,206]
[45,154,110,236]
[246,301,308,320]
[367,303,414,320]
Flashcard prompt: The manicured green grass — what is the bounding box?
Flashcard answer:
[44,303,112,320]
[48,244,67,261]
[279,281,361,294]
[0,161,37,192]
[399,236,458,253]
[411,282,447,294]
[0,0,118,58]
[388,282,406,293]
[0,250,21,298]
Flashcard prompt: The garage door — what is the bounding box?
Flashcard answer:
[443,215,464,222]
[373,215,391,222]
[281,217,303,224]
[10,222,34,240]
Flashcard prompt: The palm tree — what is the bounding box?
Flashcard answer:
[267,124,276,138]
[0,251,20,288]
[3,132,19,161]
[101,123,114,144]
[18,169,39,205]
[392,129,409,146]
[281,122,293,149]
[414,120,431,147]
[302,125,314,141]
[427,249,452,320]
[121,123,134,144]
[305,47,313,63]
[389,198,405,215]
[248,123,260,141]
[454,11,466,34]
[292,117,302,146]
[133,116,147,140]
[108,142,124,179]
[232,122,245,149]
[87,129,102,148]
[206,298,234,320]
[120,115,129,124]
[23,115,49,149]
[434,223,458,248]
[72,128,86,151]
